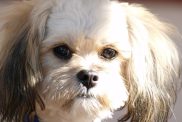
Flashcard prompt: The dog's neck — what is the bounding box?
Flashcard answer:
[36,104,109,122]
[37,113,102,122]
[35,98,115,122]
[37,116,101,122]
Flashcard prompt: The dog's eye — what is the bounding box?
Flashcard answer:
[53,45,72,60]
[101,48,118,60]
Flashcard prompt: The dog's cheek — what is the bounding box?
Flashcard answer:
[96,73,129,110]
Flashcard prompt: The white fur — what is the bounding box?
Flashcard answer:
[37,0,129,121]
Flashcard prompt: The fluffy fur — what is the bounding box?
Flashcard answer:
[0,0,181,122]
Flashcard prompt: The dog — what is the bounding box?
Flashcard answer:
[0,0,181,122]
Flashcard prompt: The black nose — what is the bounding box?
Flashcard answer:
[77,70,99,89]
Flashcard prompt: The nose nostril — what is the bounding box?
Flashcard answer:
[92,75,98,81]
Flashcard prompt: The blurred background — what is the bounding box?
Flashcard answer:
[0,0,181,122]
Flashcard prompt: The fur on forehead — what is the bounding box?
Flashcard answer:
[47,0,127,36]
[44,0,131,58]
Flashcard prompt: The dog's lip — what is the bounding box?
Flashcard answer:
[77,94,93,98]
[77,91,94,98]
[77,85,95,98]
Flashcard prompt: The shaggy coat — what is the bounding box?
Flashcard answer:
[0,0,181,122]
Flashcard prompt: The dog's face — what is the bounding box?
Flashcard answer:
[38,1,129,120]
[0,0,181,122]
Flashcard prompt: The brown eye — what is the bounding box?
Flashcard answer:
[53,45,72,60]
[101,48,118,60]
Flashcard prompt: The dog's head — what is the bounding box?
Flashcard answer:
[0,0,181,122]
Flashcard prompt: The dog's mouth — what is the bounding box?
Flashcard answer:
[77,87,95,99]
[77,93,94,98]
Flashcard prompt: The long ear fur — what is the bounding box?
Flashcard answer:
[120,4,181,122]
[0,1,52,122]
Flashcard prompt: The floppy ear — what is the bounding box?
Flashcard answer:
[0,1,52,121]
[120,4,181,122]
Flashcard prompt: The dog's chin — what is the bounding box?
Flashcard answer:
[69,87,127,117]
[37,95,115,122]
[37,86,127,121]
[70,89,127,121]
[75,88,124,107]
